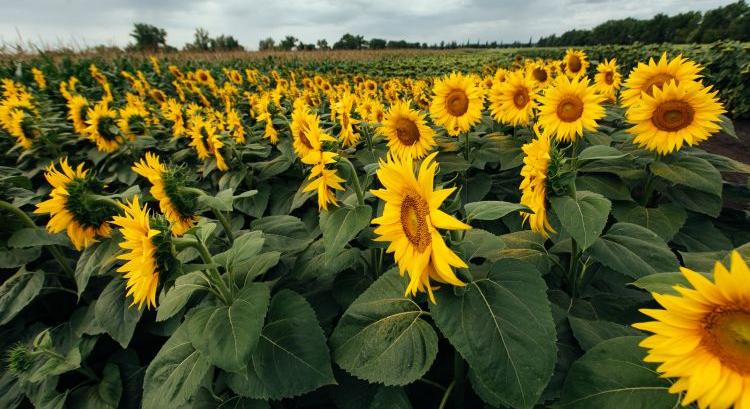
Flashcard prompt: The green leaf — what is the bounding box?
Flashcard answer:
[464,201,526,221]
[611,203,686,242]
[7,228,68,248]
[197,189,234,212]
[665,186,721,218]
[719,114,737,139]
[575,175,632,201]
[578,145,627,161]
[631,272,692,295]
[0,268,44,325]
[558,336,676,408]
[458,229,505,261]
[251,215,313,253]
[234,251,280,288]
[142,324,212,409]
[498,230,553,274]
[673,216,733,252]
[187,283,270,372]
[320,204,372,262]
[95,279,143,348]
[568,316,641,351]
[213,231,265,274]
[0,247,40,268]
[650,155,722,196]
[369,386,412,409]
[74,238,120,296]
[431,260,556,409]
[67,363,122,409]
[157,271,209,322]
[330,270,437,386]
[550,191,611,251]
[227,290,335,400]
[588,223,679,279]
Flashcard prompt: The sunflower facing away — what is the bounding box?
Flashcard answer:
[489,70,539,127]
[634,251,750,409]
[621,53,703,108]
[563,49,590,79]
[34,158,113,250]
[429,72,485,136]
[111,196,167,309]
[519,126,555,238]
[593,58,622,101]
[378,100,436,159]
[132,153,199,236]
[537,75,606,143]
[626,80,725,155]
[84,101,123,153]
[302,151,346,211]
[67,95,90,135]
[370,152,471,302]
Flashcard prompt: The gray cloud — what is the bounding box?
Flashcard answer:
[0,0,734,50]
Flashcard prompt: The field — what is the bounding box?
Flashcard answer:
[1,43,749,409]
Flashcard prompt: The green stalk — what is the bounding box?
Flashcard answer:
[363,124,376,161]
[213,209,235,244]
[0,200,73,276]
[193,238,233,304]
[451,351,466,409]
[438,380,457,409]
[340,157,365,206]
[463,132,470,205]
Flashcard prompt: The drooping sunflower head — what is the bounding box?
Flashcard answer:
[634,251,750,409]
[378,100,436,160]
[537,75,606,143]
[621,53,703,108]
[85,101,123,153]
[161,98,185,138]
[117,104,149,140]
[626,80,725,155]
[519,125,555,238]
[67,95,90,135]
[34,158,114,250]
[489,70,539,127]
[5,108,38,149]
[132,153,199,236]
[563,49,590,78]
[112,196,176,310]
[593,58,622,101]
[370,152,471,302]
[429,72,485,136]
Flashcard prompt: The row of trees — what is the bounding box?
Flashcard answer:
[257,33,533,51]
[537,1,750,46]
[129,24,242,52]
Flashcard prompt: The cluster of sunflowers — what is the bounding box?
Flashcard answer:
[1,47,746,409]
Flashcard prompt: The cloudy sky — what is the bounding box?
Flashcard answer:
[0,0,734,50]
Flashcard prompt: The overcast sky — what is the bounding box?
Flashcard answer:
[0,0,734,50]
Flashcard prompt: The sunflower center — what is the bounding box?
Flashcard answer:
[702,309,750,374]
[445,89,469,117]
[557,96,584,122]
[299,126,313,149]
[400,191,431,252]
[604,71,614,85]
[533,67,548,83]
[513,88,530,109]
[642,73,675,96]
[394,117,421,146]
[568,56,582,73]
[652,100,695,132]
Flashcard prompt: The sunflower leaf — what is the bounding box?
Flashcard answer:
[550,190,611,251]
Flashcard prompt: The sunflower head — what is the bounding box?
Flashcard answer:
[85,101,122,153]
[634,251,750,409]
[5,343,34,376]
[626,80,725,155]
[563,49,590,78]
[621,53,703,108]
[593,58,622,101]
[519,126,556,238]
[489,70,539,127]
[378,100,436,160]
[537,75,606,143]
[429,72,485,136]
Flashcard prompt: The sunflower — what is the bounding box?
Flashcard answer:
[5,109,37,149]
[84,101,123,153]
[161,98,185,138]
[117,104,149,140]
[335,92,360,147]
[633,251,750,409]
[206,131,229,172]
[519,125,555,238]
[34,158,113,250]
[489,70,539,127]
[377,100,436,160]
[188,115,211,159]
[67,95,89,135]
[370,152,470,302]
[626,80,725,155]
[31,68,46,90]
[364,79,378,96]
[529,63,551,88]
[429,72,485,136]
[132,153,198,236]
[537,75,606,143]
[621,53,703,108]
[593,58,622,101]
[302,151,346,211]
[563,49,589,79]
[111,196,166,309]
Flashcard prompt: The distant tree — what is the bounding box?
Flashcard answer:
[298,43,316,51]
[369,38,387,49]
[316,39,330,50]
[185,28,211,51]
[333,33,366,49]
[258,37,276,51]
[129,23,167,51]
[279,35,298,51]
[211,35,243,51]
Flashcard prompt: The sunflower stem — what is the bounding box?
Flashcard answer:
[438,380,457,409]
[0,200,73,276]
[213,208,235,244]
[451,350,466,408]
[192,237,233,305]
[463,132,470,205]
[641,155,659,206]
[363,124,376,161]
[340,157,365,206]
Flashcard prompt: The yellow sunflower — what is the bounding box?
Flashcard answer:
[67,95,90,135]
[528,62,551,88]
[537,75,606,143]
[519,125,555,238]
[6,109,36,149]
[132,153,198,236]
[370,152,470,302]
[161,98,185,138]
[634,251,750,409]
[84,101,123,153]
[429,72,485,136]
[188,115,211,159]
[489,70,539,127]
[34,158,113,250]
[302,151,346,211]
[621,53,703,108]
[117,104,149,140]
[111,196,161,309]
[335,92,360,147]
[377,100,436,160]
[593,58,622,101]
[31,68,46,90]
[626,80,725,155]
[206,131,229,172]
[563,49,590,79]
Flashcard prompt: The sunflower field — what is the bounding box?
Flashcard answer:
[1,47,749,409]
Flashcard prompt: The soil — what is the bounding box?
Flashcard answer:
[703,119,750,186]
